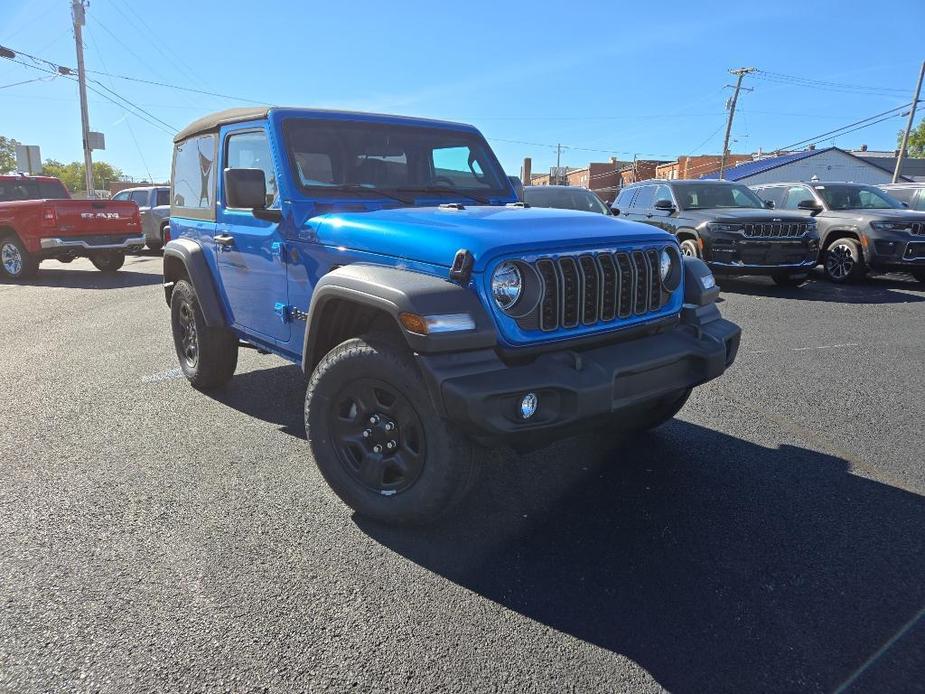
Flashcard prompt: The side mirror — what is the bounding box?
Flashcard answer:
[901,201,909,208]
[764,199,775,209]
[654,198,675,211]
[611,207,620,216]
[797,199,823,215]
[224,168,281,222]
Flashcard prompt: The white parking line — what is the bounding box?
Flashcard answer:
[141,367,183,383]
[744,342,860,356]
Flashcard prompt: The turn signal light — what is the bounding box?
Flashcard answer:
[399,312,429,334]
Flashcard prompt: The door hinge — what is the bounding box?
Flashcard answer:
[274,302,308,323]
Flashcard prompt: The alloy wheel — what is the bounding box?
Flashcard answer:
[1,242,23,277]
[826,243,854,280]
[329,378,426,496]
[177,300,199,367]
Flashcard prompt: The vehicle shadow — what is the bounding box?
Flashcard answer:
[356,421,925,692]
[205,364,306,438]
[718,270,925,304]
[0,267,163,289]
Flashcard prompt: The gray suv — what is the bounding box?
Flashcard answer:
[751,182,925,283]
[614,179,819,287]
[112,186,170,251]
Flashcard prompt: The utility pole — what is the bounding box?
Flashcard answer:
[893,60,925,183]
[71,0,94,198]
[555,143,562,184]
[719,67,756,179]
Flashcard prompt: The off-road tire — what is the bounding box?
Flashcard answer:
[0,234,39,280]
[90,251,125,273]
[823,237,866,283]
[305,334,476,525]
[772,271,809,288]
[170,279,238,389]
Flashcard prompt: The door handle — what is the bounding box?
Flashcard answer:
[213,234,234,248]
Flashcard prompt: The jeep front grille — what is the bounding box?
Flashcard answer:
[911,222,924,236]
[742,222,807,238]
[534,249,668,332]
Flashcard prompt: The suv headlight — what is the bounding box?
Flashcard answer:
[871,221,915,233]
[491,261,522,310]
[805,220,817,233]
[706,222,743,233]
[661,245,682,291]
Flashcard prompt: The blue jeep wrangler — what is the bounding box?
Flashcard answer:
[163,107,741,524]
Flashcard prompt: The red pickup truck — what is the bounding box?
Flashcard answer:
[0,174,143,280]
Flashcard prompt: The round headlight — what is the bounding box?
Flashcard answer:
[659,249,671,282]
[491,262,522,311]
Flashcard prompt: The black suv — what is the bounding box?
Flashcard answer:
[751,181,925,283]
[614,180,819,287]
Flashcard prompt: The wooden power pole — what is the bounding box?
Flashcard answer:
[893,60,925,183]
[719,67,756,179]
[71,0,94,197]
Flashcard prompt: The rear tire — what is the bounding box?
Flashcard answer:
[90,251,125,273]
[305,334,476,525]
[772,271,808,288]
[170,279,238,389]
[0,235,39,280]
[823,238,866,283]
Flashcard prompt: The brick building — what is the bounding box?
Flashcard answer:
[655,154,752,180]
[618,160,670,187]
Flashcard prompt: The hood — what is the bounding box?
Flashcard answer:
[820,208,925,223]
[306,205,672,270]
[681,208,808,224]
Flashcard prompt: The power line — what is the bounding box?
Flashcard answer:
[774,104,911,152]
[754,69,909,96]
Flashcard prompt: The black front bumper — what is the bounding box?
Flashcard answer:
[417,305,740,446]
[705,236,818,275]
[869,238,925,270]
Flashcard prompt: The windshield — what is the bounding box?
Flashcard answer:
[283,119,511,203]
[0,178,69,202]
[676,183,765,210]
[813,184,903,210]
[523,186,610,214]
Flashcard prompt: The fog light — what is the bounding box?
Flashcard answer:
[520,392,538,419]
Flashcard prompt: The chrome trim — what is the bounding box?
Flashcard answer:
[708,258,817,269]
[40,236,144,250]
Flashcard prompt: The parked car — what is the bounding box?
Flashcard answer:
[162,107,740,525]
[613,179,820,287]
[112,185,170,250]
[751,181,925,283]
[878,182,925,212]
[0,174,143,280]
[524,185,612,215]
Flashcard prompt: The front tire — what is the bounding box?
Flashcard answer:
[170,279,238,389]
[823,238,866,283]
[90,251,125,273]
[1,235,38,280]
[305,335,475,525]
[680,238,701,259]
[772,271,808,288]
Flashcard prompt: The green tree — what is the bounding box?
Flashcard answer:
[41,159,123,193]
[897,119,925,158]
[0,136,21,174]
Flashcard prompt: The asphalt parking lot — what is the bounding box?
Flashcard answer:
[1,254,924,693]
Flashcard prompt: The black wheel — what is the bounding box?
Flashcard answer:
[680,238,701,258]
[147,239,163,252]
[170,279,238,389]
[823,238,866,283]
[0,235,38,280]
[772,272,809,288]
[911,269,925,284]
[305,335,475,525]
[90,251,125,273]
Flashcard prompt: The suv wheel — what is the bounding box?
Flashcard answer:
[824,238,866,283]
[90,251,125,273]
[772,271,808,288]
[305,334,476,525]
[680,238,701,258]
[170,279,238,389]
[1,235,38,280]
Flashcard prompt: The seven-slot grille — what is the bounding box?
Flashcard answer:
[534,249,667,332]
[910,222,924,236]
[742,222,808,238]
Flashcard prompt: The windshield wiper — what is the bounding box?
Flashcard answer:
[326,184,411,205]
[394,186,491,205]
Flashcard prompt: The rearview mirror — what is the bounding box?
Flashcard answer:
[225,168,268,209]
[654,198,675,211]
[764,199,775,209]
[797,199,823,214]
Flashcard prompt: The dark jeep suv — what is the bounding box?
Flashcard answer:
[751,181,925,283]
[614,180,819,287]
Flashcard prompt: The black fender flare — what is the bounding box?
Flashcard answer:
[162,238,228,328]
[301,264,496,373]
[675,227,702,244]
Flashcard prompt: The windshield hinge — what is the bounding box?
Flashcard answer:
[439,202,466,211]
[274,303,308,323]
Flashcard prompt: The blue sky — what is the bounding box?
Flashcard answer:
[1,0,923,182]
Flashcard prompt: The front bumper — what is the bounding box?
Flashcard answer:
[40,235,144,251]
[705,235,818,275]
[868,238,925,269]
[418,305,740,446]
